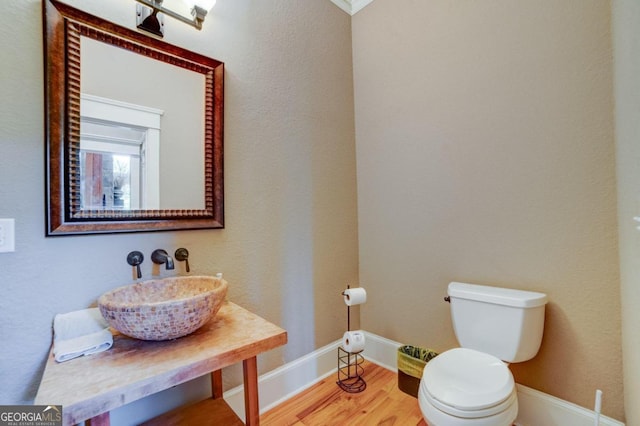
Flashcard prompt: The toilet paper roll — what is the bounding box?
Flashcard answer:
[343,287,367,306]
[342,330,366,353]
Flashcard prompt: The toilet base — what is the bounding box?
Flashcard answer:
[418,388,518,426]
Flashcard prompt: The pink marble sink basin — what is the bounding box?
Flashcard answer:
[98,276,228,341]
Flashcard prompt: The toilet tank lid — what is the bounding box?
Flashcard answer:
[448,282,548,308]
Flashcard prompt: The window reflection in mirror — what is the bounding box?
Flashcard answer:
[80,119,151,210]
[80,94,162,211]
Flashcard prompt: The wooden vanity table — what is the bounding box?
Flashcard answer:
[35,302,287,425]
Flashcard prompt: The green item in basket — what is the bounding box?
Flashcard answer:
[397,345,439,379]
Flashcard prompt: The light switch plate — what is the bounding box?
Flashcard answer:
[0,218,15,253]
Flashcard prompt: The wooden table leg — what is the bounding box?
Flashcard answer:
[87,412,110,426]
[211,369,223,399]
[243,356,259,426]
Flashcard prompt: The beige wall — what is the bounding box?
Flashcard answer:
[0,0,357,409]
[353,0,623,420]
[613,0,640,424]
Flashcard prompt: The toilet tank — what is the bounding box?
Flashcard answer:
[448,282,548,363]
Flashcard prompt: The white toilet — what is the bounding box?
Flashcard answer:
[418,282,547,426]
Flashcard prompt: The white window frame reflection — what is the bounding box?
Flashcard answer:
[80,94,163,210]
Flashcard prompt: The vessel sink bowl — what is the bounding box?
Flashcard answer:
[98,276,228,341]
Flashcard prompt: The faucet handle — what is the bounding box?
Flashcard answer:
[127,251,144,279]
[175,248,190,273]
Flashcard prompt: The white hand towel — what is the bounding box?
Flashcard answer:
[53,308,113,363]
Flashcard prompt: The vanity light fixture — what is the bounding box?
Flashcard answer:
[135,0,216,37]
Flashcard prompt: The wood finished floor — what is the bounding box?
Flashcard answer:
[261,362,427,426]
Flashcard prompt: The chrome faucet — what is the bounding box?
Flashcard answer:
[151,249,174,270]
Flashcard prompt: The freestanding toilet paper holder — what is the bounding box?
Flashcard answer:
[337,286,366,393]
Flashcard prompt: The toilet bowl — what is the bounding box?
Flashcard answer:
[418,348,517,426]
[417,282,547,426]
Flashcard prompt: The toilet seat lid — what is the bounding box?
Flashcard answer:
[423,348,514,411]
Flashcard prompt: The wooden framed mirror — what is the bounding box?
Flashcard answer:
[43,0,224,235]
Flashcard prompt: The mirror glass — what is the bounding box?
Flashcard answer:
[44,0,224,235]
[80,37,205,211]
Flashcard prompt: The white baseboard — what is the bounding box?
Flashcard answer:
[514,384,624,426]
[224,339,341,420]
[224,331,625,426]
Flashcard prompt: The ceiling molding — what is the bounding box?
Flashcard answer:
[330,0,375,16]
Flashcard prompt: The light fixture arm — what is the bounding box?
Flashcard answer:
[135,0,207,30]
[191,5,208,25]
